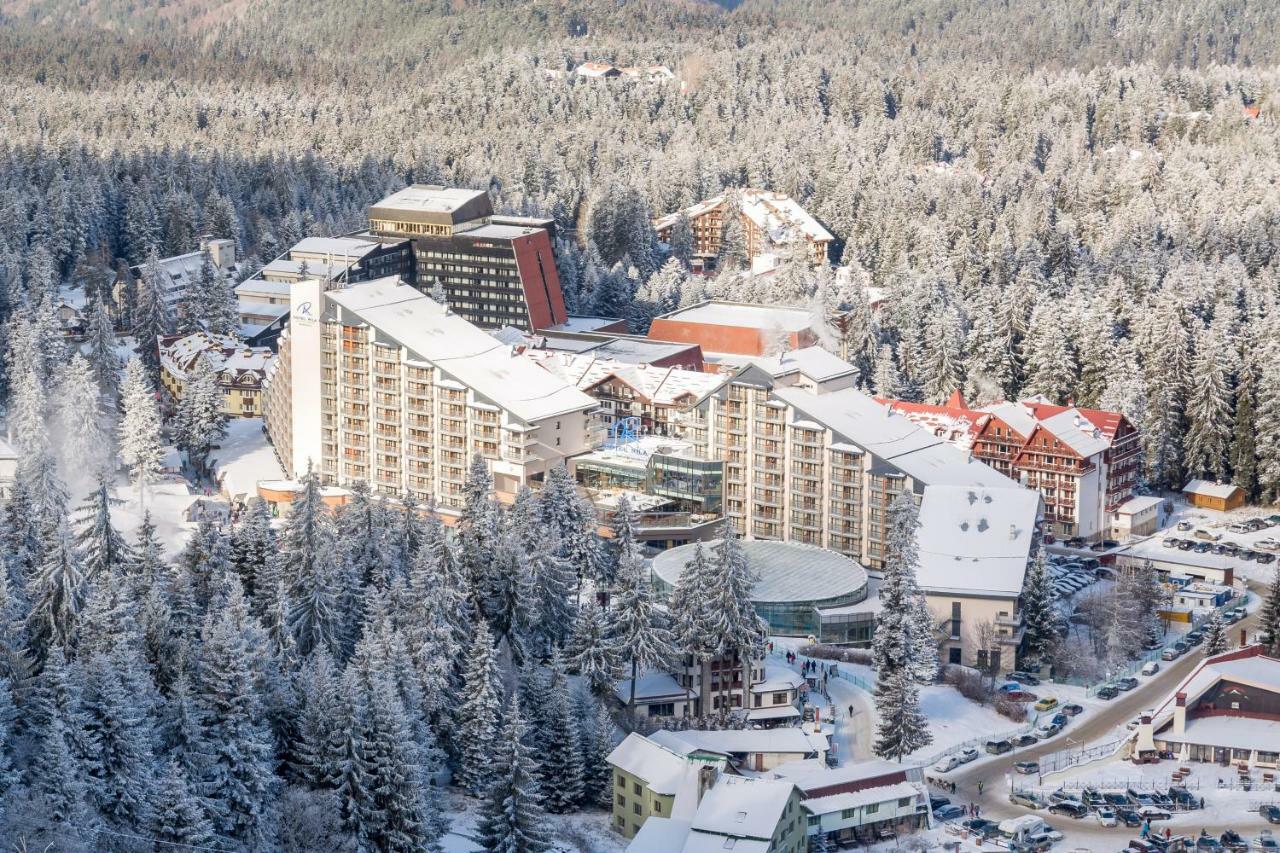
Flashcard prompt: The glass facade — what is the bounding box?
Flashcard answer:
[647,454,724,512]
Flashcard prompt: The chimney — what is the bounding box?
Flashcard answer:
[1173,692,1187,737]
[697,764,717,804]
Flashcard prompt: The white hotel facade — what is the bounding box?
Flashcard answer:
[262,277,597,508]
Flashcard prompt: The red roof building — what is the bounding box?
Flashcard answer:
[876,392,1141,540]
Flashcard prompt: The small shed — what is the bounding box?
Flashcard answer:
[1111,495,1166,539]
[1182,480,1245,512]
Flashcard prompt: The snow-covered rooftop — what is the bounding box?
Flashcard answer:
[288,235,385,260]
[326,279,595,423]
[1037,408,1111,458]
[371,185,488,215]
[159,332,273,383]
[1150,648,1280,733]
[659,301,813,332]
[689,774,797,840]
[627,817,694,852]
[651,728,826,760]
[543,315,624,333]
[527,350,723,406]
[802,781,922,816]
[1115,495,1165,515]
[749,346,856,383]
[614,670,696,705]
[749,665,807,694]
[1182,479,1243,500]
[915,485,1041,597]
[236,278,293,298]
[650,539,868,604]
[606,732,690,795]
[654,189,833,247]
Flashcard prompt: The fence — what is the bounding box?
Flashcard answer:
[1067,591,1252,697]
[1038,737,1127,776]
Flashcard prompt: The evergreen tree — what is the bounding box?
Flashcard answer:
[1020,549,1056,664]
[54,352,109,481]
[231,497,277,600]
[534,652,584,813]
[873,667,932,761]
[81,649,156,829]
[1184,335,1233,481]
[357,676,440,853]
[175,352,228,474]
[86,294,121,409]
[717,190,748,271]
[74,475,132,581]
[25,518,86,664]
[150,760,216,849]
[133,250,172,381]
[1259,565,1280,655]
[578,697,616,810]
[456,618,502,795]
[1231,363,1259,499]
[476,695,553,853]
[283,464,342,658]
[194,587,279,847]
[119,357,165,505]
[567,599,622,701]
[536,463,602,598]
[610,527,676,721]
[1201,611,1228,656]
[873,492,937,684]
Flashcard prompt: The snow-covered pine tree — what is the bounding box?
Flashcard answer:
[194,593,279,846]
[24,517,86,664]
[578,696,616,810]
[356,675,440,852]
[476,694,554,853]
[873,667,932,761]
[1020,298,1077,403]
[81,649,156,829]
[459,453,502,617]
[230,497,276,599]
[537,463,602,599]
[717,190,748,271]
[54,352,109,483]
[133,250,172,381]
[668,211,694,268]
[74,474,132,581]
[282,464,342,658]
[22,655,90,835]
[610,522,676,721]
[159,668,209,783]
[1201,611,1228,656]
[878,491,938,683]
[149,759,216,848]
[567,599,622,701]
[1184,332,1233,481]
[1261,565,1280,655]
[175,352,227,474]
[86,293,121,410]
[291,649,343,788]
[1019,549,1056,664]
[456,617,503,795]
[1231,362,1259,500]
[0,676,16,821]
[119,357,165,505]
[534,651,584,813]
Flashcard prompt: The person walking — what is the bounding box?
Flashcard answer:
[976,780,984,796]
[848,704,854,717]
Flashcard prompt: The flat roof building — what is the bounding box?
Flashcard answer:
[365,184,567,331]
[263,277,596,511]
[647,301,818,358]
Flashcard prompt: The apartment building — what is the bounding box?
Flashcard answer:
[365,185,568,331]
[158,332,273,418]
[880,392,1141,540]
[262,277,596,509]
[771,759,929,848]
[653,188,834,273]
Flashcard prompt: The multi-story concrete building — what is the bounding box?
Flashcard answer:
[653,188,833,273]
[647,301,821,359]
[365,185,568,331]
[262,276,596,509]
[158,332,273,418]
[877,392,1141,540]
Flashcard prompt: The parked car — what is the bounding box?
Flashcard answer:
[1222,831,1248,852]
[957,747,981,764]
[1144,636,1165,650]
[1260,553,1277,565]
[1116,677,1140,691]
[1253,837,1279,852]
[1115,808,1143,827]
[964,819,1002,839]
[1194,529,1222,542]
[1257,538,1280,550]
[1174,641,1189,654]
[1010,791,1046,809]
[1194,542,1214,553]
[1048,789,1079,804]
[934,804,966,822]
[1014,761,1040,775]
[1034,721,1062,739]
[1010,671,1042,686]
[1141,661,1161,676]
[933,754,963,773]
[1104,793,1133,807]
[1163,538,1179,548]
[1097,808,1118,827]
[1263,805,1280,825]
[1066,536,1087,548]
[1177,520,1194,531]
[1014,734,1039,748]
[1019,833,1056,853]
[1185,632,1204,647]
[1228,522,1253,534]
[1139,806,1173,821]
[1169,787,1198,809]
[1178,540,1195,550]
[1241,550,1262,562]
[1049,799,1090,819]
[1082,788,1105,806]
[1062,703,1084,716]
[1096,685,1119,700]
[929,795,951,811]
[1034,697,1059,712]
[1128,788,1156,805]
[986,739,1013,755]
[1162,648,1180,661]
[1198,836,1223,852]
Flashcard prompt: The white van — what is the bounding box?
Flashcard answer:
[999,816,1047,841]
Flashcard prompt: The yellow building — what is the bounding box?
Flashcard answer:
[159,332,273,419]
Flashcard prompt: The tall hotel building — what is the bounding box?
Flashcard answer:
[365,185,568,331]
[262,277,596,509]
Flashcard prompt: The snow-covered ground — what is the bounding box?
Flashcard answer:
[110,476,202,557]
[441,797,624,852]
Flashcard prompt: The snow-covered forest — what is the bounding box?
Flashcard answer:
[1,0,1280,848]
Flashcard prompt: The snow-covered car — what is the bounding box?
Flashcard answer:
[957,747,980,764]
[1141,661,1161,676]
[1014,761,1040,775]
[1097,808,1118,827]
[934,754,963,773]
[1138,806,1172,821]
